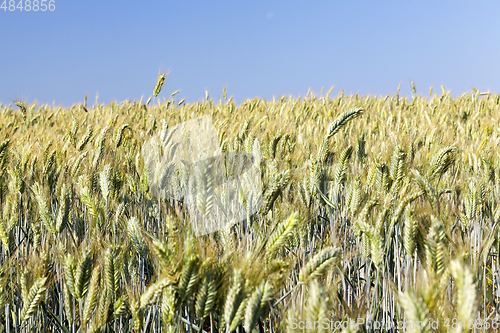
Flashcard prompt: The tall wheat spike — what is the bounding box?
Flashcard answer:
[127,217,148,257]
[266,212,298,253]
[153,70,169,98]
[82,265,101,326]
[331,145,353,196]
[195,272,218,320]
[244,280,272,332]
[74,251,92,300]
[32,182,57,234]
[178,254,200,303]
[55,184,70,232]
[20,276,48,321]
[223,269,245,329]
[0,139,10,169]
[77,125,94,151]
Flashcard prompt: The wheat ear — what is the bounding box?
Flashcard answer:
[266,212,298,253]
[299,247,341,284]
[21,276,48,321]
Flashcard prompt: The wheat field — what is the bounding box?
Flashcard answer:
[1,83,500,332]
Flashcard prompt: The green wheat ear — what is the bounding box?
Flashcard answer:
[0,138,10,168]
[266,211,298,253]
[449,260,477,323]
[325,107,364,140]
[244,280,273,332]
[15,101,27,122]
[223,269,245,330]
[299,247,341,284]
[20,276,48,321]
[195,267,218,320]
[317,108,363,164]
[153,70,169,98]
[82,265,101,326]
[429,146,457,181]
[127,216,148,257]
[74,250,92,300]
[32,182,57,234]
[77,125,94,151]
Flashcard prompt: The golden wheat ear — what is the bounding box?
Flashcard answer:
[82,94,88,112]
[153,69,170,98]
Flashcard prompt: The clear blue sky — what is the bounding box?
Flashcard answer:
[1,1,499,106]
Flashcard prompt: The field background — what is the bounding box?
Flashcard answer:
[1,88,500,332]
